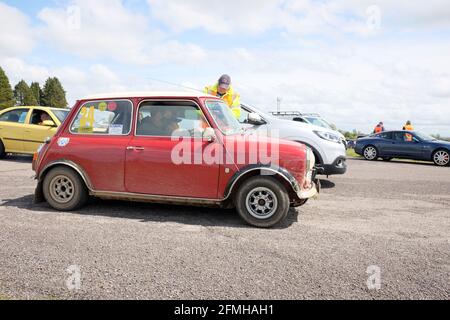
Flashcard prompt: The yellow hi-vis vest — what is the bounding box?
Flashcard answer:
[404,124,414,141]
[204,83,241,119]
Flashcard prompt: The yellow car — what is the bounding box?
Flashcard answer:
[0,106,69,158]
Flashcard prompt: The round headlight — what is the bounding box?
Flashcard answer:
[305,147,315,171]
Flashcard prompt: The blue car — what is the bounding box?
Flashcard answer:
[355,131,450,166]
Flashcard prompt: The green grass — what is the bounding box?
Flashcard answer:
[346,148,361,158]
[345,148,432,165]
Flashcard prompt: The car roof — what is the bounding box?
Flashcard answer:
[0,106,68,111]
[375,130,414,133]
[81,91,217,100]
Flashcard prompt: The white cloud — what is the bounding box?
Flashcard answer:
[0,2,35,56]
[147,0,283,34]
[147,0,450,37]
[37,0,207,65]
[0,57,49,84]
[1,1,449,135]
[199,38,450,135]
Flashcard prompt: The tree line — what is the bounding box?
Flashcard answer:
[0,66,68,110]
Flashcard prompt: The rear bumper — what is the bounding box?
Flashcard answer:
[319,156,347,175]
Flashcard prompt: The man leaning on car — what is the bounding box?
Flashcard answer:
[205,74,241,119]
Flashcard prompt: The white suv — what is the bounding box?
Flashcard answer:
[240,104,347,176]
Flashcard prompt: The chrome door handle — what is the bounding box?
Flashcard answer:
[127,146,145,151]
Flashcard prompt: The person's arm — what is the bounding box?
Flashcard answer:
[230,93,241,119]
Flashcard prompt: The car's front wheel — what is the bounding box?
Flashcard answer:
[43,166,88,211]
[433,149,450,167]
[234,176,290,228]
[363,145,378,161]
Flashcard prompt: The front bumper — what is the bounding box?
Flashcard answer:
[318,156,347,175]
[297,178,320,199]
[296,164,320,200]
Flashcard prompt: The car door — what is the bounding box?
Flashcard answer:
[22,108,59,153]
[125,100,221,198]
[409,133,428,159]
[375,132,395,156]
[390,131,423,158]
[0,108,30,153]
[66,99,133,192]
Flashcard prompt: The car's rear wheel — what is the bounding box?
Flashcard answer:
[433,149,450,167]
[0,140,5,159]
[234,176,290,228]
[43,166,88,211]
[363,145,378,161]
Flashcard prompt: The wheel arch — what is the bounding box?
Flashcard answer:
[223,165,300,203]
[432,146,450,155]
[38,160,93,191]
[363,144,378,152]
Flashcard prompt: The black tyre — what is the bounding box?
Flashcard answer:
[363,145,378,161]
[432,149,450,167]
[0,140,6,159]
[234,176,290,228]
[43,166,88,211]
[293,199,308,207]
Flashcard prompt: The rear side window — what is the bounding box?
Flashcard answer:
[378,132,392,139]
[293,117,307,123]
[0,108,29,123]
[70,100,132,135]
[52,109,70,123]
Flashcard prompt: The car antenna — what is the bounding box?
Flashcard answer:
[143,76,205,93]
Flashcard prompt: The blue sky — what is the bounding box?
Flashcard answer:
[1,0,450,135]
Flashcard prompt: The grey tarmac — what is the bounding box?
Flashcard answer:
[0,156,449,299]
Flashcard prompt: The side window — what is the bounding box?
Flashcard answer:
[0,109,29,123]
[137,103,208,138]
[293,117,307,123]
[70,100,132,135]
[393,132,412,142]
[393,132,404,141]
[30,109,52,125]
[379,132,392,139]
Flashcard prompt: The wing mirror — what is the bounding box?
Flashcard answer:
[42,120,56,127]
[202,127,217,143]
[247,112,265,125]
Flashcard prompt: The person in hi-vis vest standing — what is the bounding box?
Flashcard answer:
[373,122,384,133]
[403,120,414,141]
[205,74,241,119]
[402,120,414,131]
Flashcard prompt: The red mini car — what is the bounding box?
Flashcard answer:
[32,92,319,227]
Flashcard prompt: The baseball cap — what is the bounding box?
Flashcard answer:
[218,74,231,89]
